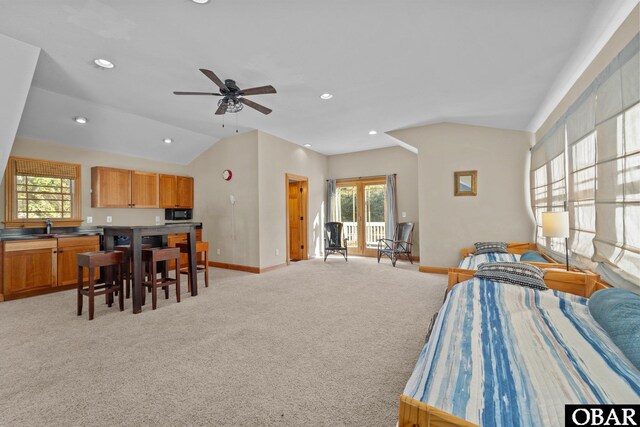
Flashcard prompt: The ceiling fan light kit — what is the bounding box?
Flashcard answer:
[174,68,276,116]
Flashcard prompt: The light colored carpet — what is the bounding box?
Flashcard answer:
[0,257,446,426]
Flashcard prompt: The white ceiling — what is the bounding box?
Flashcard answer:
[0,0,636,163]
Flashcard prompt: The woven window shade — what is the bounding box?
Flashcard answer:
[14,158,79,179]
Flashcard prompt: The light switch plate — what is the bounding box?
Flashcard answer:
[106,215,112,224]
[275,248,279,256]
[86,216,93,224]
[402,211,407,218]
[155,215,161,225]
[216,249,221,255]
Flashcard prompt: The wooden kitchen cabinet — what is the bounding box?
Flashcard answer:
[57,236,100,287]
[91,167,131,208]
[176,176,194,208]
[167,229,202,269]
[91,167,159,209]
[1,236,101,300]
[159,174,193,208]
[3,240,57,298]
[131,171,159,208]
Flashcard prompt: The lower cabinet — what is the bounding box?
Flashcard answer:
[57,236,100,287]
[1,235,100,300]
[167,229,203,269]
[3,240,57,297]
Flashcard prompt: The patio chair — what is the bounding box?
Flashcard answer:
[377,222,414,267]
[324,222,348,262]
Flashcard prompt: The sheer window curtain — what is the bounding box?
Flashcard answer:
[530,33,639,289]
[592,38,640,288]
[385,174,397,240]
[530,124,567,257]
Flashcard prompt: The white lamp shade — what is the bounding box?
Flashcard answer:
[542,211,570,238]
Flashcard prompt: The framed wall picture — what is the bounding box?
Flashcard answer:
[454,170,477,196]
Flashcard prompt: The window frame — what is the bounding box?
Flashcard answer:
[4,156,83,228]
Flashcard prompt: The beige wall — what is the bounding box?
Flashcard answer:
[1,137,187,228]
[326,146,420,256]
[189,131,261,268]
[536,4,639,139]
[389,123,535,267]
[257,131,327,268]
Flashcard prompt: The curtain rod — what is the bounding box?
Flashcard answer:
[326,173,395,182]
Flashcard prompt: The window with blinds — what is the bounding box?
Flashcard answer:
[530,33,639,288]
[4,157,82,227]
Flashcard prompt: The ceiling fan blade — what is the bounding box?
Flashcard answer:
[199,69,228,90]
[240,98,272,115]
[173,91,222,96]
[215,102,228,115]
[239,85,277,96]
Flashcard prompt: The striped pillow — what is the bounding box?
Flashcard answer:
[474,241,508,255]
[474,262,548,290]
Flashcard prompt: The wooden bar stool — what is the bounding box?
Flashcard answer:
[115,243,152,299]
[77,251,124,320]
[176,241,209,292]
[141,247,181,310]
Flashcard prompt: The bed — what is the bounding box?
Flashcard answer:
[399,269,638,427]
[458,242,562,270]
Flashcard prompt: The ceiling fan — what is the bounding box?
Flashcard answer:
[174,69,276,115]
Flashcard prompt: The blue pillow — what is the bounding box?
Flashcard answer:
[588,288,640,370]
[520,250,549,263]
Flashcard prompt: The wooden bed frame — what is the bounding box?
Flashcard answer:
[459,242,578,271]
[398,268,611,427]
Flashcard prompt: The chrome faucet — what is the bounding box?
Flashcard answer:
[45,219,53,235]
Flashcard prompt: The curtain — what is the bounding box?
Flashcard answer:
[591,35,640,288]
[530,33,639,289]
[530,123,567,256]
[385,174,397,239]
[567,91,597,268]
[326,179,336,223]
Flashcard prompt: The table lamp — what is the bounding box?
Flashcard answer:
[542,211,570,271]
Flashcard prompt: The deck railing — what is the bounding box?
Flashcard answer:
[342,222,385,246]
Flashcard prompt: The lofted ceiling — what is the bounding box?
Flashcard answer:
[0,0,636,163]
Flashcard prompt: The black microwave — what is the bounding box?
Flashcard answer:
[165,209,192,221]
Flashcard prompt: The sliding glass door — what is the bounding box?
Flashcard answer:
[336,177,386,256]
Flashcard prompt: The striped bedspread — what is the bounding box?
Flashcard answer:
[458,252,520,269]
[403,279,640,426]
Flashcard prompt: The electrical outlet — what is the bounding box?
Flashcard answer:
[216,248,221,255]
[402,211,407,218]
[106,215,112,224]
[86,216,93,224]
[275,248,279,256]
[155,215,161,225]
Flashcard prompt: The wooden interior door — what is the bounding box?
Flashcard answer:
[288,181,303,261]
[131,171,159,208]
[159,174,177,208]
[176,176,194,208]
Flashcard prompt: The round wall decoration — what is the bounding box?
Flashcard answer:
[222,169,233,181]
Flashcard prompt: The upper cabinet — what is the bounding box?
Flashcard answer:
[176,176,194,208]
[91,167,132,208]
[91,167,159,209]
[131,171,159,208]
[159,174,193,209]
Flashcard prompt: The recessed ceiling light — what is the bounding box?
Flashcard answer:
[93,58,115,69]
[163,138,173,144]
[191,0,209,3]
[73,116,88,124]
[320,93,333,100]
[369,130,377,135]
[303,143,312,147]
